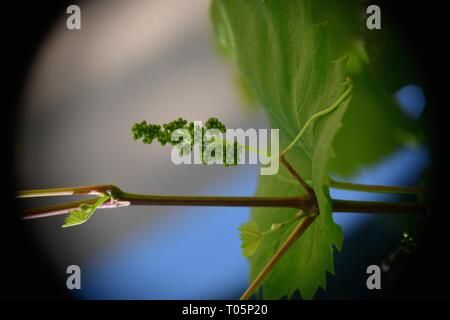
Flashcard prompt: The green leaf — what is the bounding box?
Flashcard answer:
[211,0,351,299]
[238,222,263,257]
[308,0,420,176]
[274,0,423,177]
[310,0,362,60]
[62,194,110,228]
[331,66,419,176]
[310,0,421,92]
[363,17,421,94]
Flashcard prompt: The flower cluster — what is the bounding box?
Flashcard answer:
[132,117,240,166]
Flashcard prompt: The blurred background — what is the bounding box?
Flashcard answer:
[7,0,441,299]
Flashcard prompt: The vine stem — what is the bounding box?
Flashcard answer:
[17,184,426,220]
[240,214,316,300]
[329,178,423,195]
[279,155,316,206]
[16,184,117,198]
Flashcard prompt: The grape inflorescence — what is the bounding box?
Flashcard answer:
[132,117,240,166]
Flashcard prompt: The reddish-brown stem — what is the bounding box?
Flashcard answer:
[18,184,427,220]
[279,155,316,206]
[240,214,316,300]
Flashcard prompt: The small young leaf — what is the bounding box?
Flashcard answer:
[62,194,110,228]
[238,222,263,257]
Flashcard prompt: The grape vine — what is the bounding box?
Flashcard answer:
[15,0,428,300]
